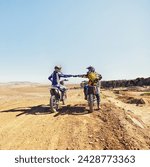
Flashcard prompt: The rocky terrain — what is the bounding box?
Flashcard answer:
[101,77,150,88]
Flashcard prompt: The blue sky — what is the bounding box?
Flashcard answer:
[0,0,150,83]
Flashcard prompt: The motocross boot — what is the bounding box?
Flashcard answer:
[97,103,100,110]
[51,108,56,113]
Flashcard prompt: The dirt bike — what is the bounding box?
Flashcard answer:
[50,79,68,112]
[86,85,99,113]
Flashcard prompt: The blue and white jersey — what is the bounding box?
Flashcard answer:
[48,71,72,86]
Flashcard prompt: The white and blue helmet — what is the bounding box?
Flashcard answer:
[86,66,95,72]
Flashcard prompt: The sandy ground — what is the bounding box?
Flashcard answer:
[0,84,150,150]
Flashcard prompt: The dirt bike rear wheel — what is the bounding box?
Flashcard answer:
[62,92,67,105]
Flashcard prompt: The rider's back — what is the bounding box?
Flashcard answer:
[87,72,102,86]
[48,71,60,86]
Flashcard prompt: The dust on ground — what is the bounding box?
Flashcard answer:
[0,84,150,150]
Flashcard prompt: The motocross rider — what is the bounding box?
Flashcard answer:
[75,66,102,110]
[48,65,73,100]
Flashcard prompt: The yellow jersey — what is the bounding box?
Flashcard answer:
[87,72,101,86]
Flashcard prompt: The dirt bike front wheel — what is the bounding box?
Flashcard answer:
[50,95,59,112]
[88,94,94,113]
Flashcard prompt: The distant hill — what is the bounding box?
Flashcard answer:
[0,81,40,85]
[101,77,150,88]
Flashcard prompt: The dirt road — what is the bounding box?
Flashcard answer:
[0,84,150,150]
